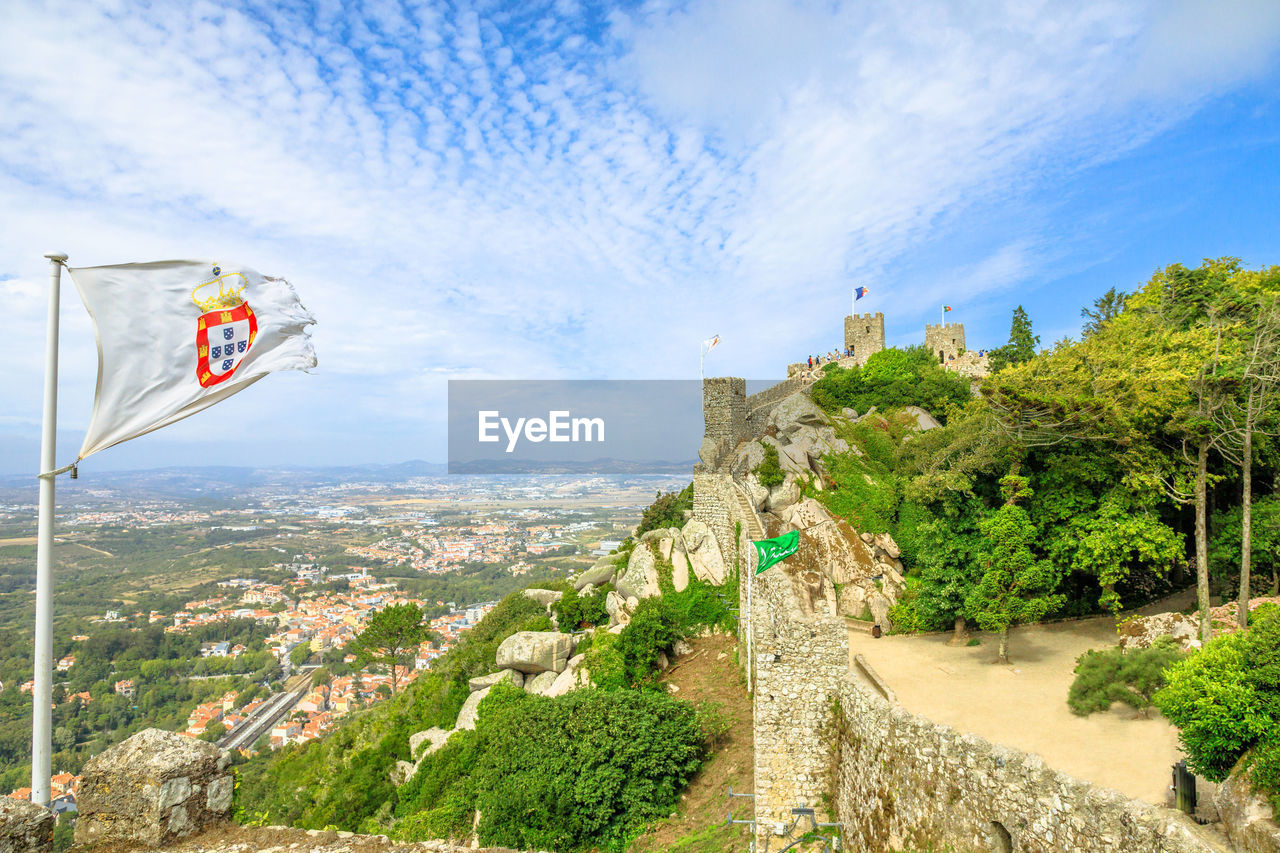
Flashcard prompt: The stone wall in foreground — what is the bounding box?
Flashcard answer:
[750,563,847,850]
[832,674,1226,852]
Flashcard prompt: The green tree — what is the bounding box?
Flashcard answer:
[289,644,312,669]
[965,475,1064,663]
[752,442,785,488]
[349,603,430,695]
[1155,606,1280,783]
[1080,287,1127,338]
[311,666,332,687]
[988,306,1039,373]
[1068,638,1182,717]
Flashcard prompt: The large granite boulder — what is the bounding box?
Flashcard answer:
[615,544,661,600]
[729,440,766,481]
[409,727,452,758]
[75,728,232,848]
[1217,763,1280,852]
[574,561,616,591]
[782,499,876,586]
[495,631,573,674]
[468,669,523,692]
[672,547,690,592]
[682,519,727,585]
[903,405,941,431]
[544,654,589,698]
[0,798,53,853]
[606,590,631,627]
[768,392,830,440]
[524,671,559,695]
[456,687,489,731]
[522,588,563,608]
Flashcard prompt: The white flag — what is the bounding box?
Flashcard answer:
[68,260,317,460]
[702,334,720,354]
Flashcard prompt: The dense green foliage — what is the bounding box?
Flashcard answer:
[553,583,612,631]
[1210,497,1280,598]
[821,260,1280,654]
[965,476,1065,660]
[394,685,706,851]
[635,483,694,537]
[0,617,280,791]
[1155,607,1280,798]
[753,442,785,488]
[235,592,552,830]
[810,346,971,421]
[987,305,1040,373]
[1068,638,1182,717]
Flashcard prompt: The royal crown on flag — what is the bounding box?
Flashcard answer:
[191,264,250,311]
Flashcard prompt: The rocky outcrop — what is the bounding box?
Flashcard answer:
[545,654,589,698]
[902,405,941,431]
[524,671,558,695]
[1118,611,1203,652]
[495,631,573,674]
[409,727,452,759]
[615,544,661,600]
[455,687,489,731]
[468,669,523,692]
[0,798,53,853]
[75,728,234,848]
[682,519,727,584]
[521,588,563,608]
[574,561,616,591]
[1217,765,1280,852]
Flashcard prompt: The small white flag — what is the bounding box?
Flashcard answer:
[702,334,721,354]
[68,260,317,460]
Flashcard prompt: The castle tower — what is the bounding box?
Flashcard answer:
[843,312,885,366]
[924,322,966,363]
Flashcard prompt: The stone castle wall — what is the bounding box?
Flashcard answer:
[745,378,804,440]
[750,565,848,850]
[702,377,747,447]
[844,312,886,365]
[832,676,1222,852]
[925,321,966,363]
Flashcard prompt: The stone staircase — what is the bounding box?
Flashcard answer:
[731,482,765,541]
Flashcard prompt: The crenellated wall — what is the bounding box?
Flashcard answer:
[844,312,886,365]
[924,321,966,363]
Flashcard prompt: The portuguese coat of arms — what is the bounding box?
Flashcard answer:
[193,265,258,388]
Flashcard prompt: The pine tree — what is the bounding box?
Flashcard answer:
[989,306,1040,373]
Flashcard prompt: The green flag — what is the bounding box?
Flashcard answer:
[752,530,799,575]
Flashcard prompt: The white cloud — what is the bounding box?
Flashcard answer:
[0,0,1276,470]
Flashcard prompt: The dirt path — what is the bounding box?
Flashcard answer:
[850,612,1196,806]
[628,633,753,853]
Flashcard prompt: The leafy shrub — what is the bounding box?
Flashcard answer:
[1067,638,1182,717]
[694,700,732,749]
[809,346,970,421]
[636,484,694,537]
[390,684,706,852]
[1154,606,1280,782]
[618,598,681,688]
[753,442,785,488]
[554,584,612,631]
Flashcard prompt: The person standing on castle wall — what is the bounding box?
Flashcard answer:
[808,355,813,368]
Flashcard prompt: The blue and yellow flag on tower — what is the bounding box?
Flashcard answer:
[752,530,799,574]
[855,286,869,301]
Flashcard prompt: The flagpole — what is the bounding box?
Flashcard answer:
[31,252,66,807]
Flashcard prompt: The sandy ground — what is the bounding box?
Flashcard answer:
[849,605,1199,805]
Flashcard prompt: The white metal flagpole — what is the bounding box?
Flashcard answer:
[31,252,66,807]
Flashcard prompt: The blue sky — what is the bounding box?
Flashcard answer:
[1,0,1279,474]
